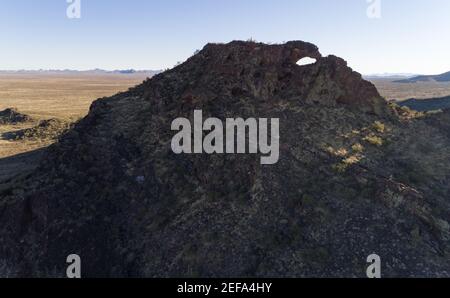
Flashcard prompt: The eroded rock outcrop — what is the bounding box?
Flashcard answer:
[0,108,32,125]
[138,41,388,116]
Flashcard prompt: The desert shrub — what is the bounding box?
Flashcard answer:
[332,162,348,173]
[363,135,383,147]
[343,155,361,165]
[326,147,348,157]
[373,121,386,133]
[351,143,364,153]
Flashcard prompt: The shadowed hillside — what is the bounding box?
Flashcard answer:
[0,41,449,278]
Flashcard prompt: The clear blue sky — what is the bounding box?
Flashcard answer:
[0,0,449,74]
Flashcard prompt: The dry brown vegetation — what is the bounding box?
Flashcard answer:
[2,73,450,182]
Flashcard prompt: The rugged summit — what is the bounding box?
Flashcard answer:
[1,41,449,277]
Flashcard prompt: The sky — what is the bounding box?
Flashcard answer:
[0,0,449,75]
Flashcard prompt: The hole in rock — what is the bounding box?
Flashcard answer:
[296,57,317,66]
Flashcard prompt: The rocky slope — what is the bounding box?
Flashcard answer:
[0,41,449,277]
[1,119,71,141]
[0,108,32,125]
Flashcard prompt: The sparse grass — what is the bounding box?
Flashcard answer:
[332,162,348,173]
[372,121,386,133]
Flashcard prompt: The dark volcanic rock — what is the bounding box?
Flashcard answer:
[0,108,32,125]
[0,41,449,277]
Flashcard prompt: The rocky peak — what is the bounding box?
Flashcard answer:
[138,41,388,117]
[1,41,449,278]
[201,40,322,65]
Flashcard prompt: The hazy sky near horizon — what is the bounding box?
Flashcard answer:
[0,0,449,75]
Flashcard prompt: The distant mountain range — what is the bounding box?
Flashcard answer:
[3,41,450,278]
[363,73,419,80]
[394,71,450,83]
[0,69,161,76]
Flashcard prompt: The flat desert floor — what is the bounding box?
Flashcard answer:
[0,73,151,120]
[0,73,151,182]
[369,78,450,101]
